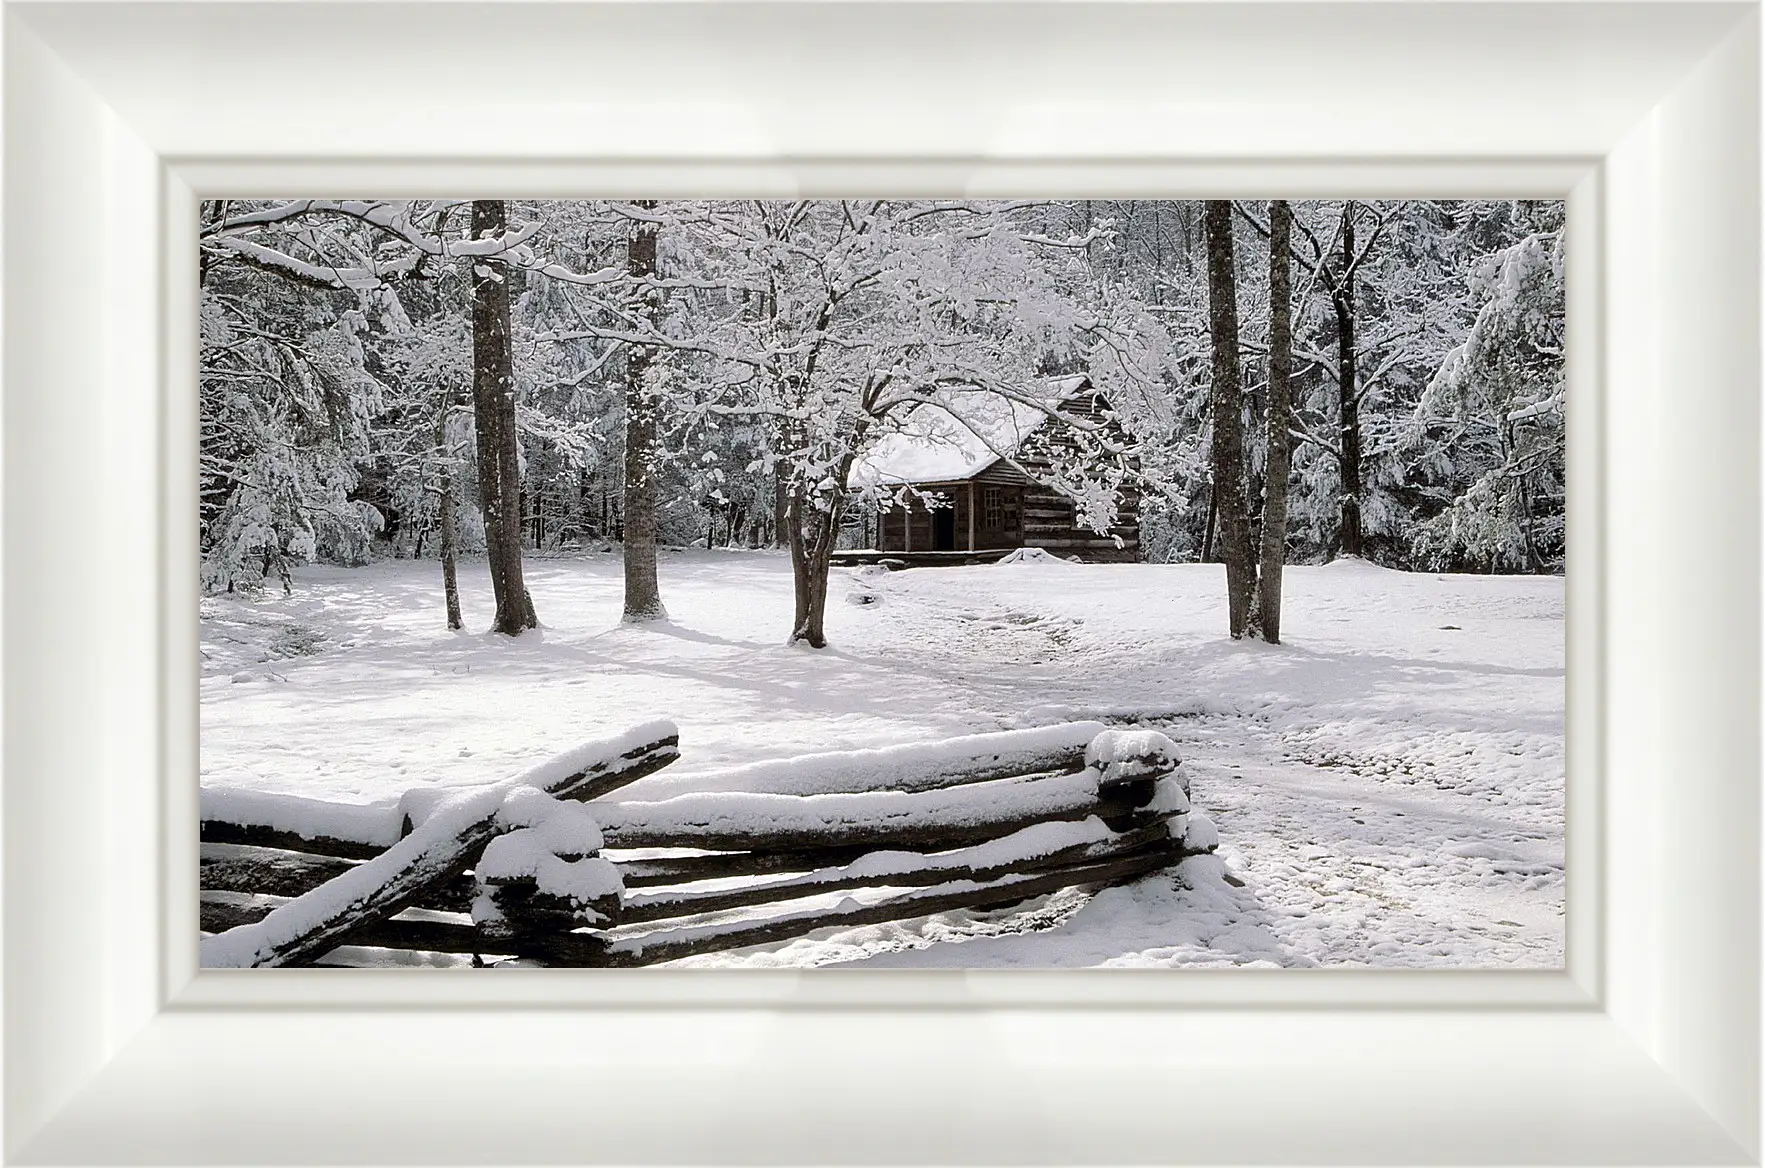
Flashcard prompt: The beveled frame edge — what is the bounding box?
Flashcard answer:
[160,158,1603,1019]
[2,2,1756,1164]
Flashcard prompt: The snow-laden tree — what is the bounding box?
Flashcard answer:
[1409,222,1565,571]
[370,310,475,627]
[200,200,477,606]
[197,203,402,593]
[653,200,1136,647]
[198,198,607,627]
[198,293,385,592]
[1220,199,1509,568]
[1273,200,1465,561]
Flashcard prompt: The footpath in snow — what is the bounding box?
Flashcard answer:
[200,548,1565,969]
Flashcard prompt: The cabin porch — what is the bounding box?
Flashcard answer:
[827,548,1019,568]
[871,480,1024,555]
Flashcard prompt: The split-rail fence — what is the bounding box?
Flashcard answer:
[199,720,1212,968]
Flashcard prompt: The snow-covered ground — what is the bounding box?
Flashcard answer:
[201,548,1565,968]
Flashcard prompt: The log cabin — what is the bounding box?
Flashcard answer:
[847,376,1141,563]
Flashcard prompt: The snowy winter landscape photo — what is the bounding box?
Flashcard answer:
[199,199,1566,970]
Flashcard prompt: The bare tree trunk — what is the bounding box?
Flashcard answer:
[1151,203,1165,306]
[471,199,537,636]
[1335,201,1364,560]
[772,472,790,549]
[1255,200,1294,644]
[1200,478,1218,563]
[429,380,461,628]
[439,465,463,631]
[1202,200,1256,639]
[788,498,811,638]
[786,491,841,649]
[1501,421,1545,573]
[585,465,600,543]
[621,199,668,623]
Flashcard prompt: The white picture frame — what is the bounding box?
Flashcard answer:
[3,1,1756,1161]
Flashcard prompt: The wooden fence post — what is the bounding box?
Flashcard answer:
[472,787,623,965]
[1087,728,1184,831]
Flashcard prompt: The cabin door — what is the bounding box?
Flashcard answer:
[932,494,957,551]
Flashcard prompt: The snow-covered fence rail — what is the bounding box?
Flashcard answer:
[591,769,1129,853]
[198,724,1214,968]
[626,722,1109,800]
[585,728,1204,966]
[200,723,680,968]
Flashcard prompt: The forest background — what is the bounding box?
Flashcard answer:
[199,198,1566,643]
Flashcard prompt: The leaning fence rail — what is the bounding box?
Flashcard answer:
[200,721,1215,969]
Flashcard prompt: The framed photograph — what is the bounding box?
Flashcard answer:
[191,190,1571,978]
[4,1,1756,1163]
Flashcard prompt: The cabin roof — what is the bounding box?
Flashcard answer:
[848,375,1091,489]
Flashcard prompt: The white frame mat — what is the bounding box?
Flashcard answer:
[3,2,1758,1162]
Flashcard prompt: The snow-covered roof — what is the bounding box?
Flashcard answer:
[848,375,1091,489]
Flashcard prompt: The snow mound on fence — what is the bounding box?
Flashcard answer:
[1182,812,1220,852]
[1085,729,1182,787]
[495,786,605,852]
[995,547,1073,566]
[475,838,622,908]
[476,787,624,924]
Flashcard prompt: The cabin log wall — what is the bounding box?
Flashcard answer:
[869,387,1141,563]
